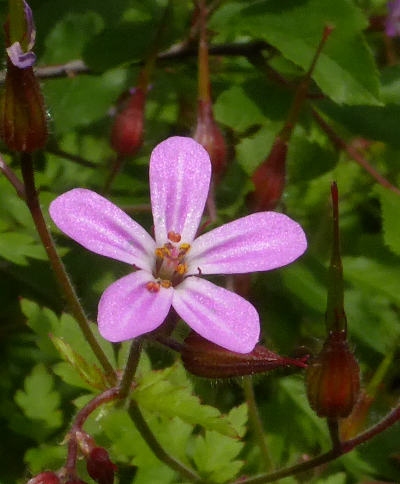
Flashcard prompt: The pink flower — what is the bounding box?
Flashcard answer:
[386,0,400,37]
[50,137,307,353]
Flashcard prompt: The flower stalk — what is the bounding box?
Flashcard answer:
[250,25,333,212]
[20,153,116,384]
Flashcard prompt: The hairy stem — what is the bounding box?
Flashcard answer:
[20,153,116,384]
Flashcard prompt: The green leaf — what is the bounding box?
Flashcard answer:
[236,124,279,175]
[211,0,380,105]
[318,101,400,148]
[42,68,126,135]
[281,263,326,314]
[83,22,156,72]
[375,185,400,256]
[193,430,245,483]
[0,232,46,265]
[50,335,109,390]
[24,445,67,475]
[343,256,400,306]
[214,85,267,132]
[314,472,347,484]
[380,65,400,105]
[133,361,239,437]
[347,290,400,354]
[14,364,62,430]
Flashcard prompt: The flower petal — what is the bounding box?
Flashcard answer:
[98,270,173,342]
[49,188,155,271]
[187,212,307,275]
[173,277,259,353]
[150,136,211,245]
[6,42,36,69]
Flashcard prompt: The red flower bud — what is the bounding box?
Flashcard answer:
[306,331,360,418]
[0,60,48,152]
[110,87,146,157]
[27,472,60,484]
[86,447,117,484]
[249,137,287,212]
[194,100,227,182]
[182,332,308,378]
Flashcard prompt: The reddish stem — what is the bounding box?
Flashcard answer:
[312,109,400,197]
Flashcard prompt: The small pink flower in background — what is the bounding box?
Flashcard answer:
[386,0,400,37]
[50,137,307,353]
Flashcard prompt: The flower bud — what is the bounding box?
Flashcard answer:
[249,137,287,212]
[110,87,146,157]
[194,100,227,182]
[86,447,117,484]
[182,332,308,378]
[306,331,360,418]
[1,0,47,153]
[27,472,60,484]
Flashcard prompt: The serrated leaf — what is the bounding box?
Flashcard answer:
[211,0,380,105]
[375,185,400,255]
[50,335,108,390]
[15,364,62,430]
[133,362,238,437]
[24,445,67,475]
[193,430,245,483]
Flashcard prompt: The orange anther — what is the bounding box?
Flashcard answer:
[168,231,182,243]
[160,280,172,288]
[179,243,191,253]
[146,281,160,293]
[176,263,188,275]
[155,248,164,259]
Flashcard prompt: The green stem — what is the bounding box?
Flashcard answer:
[118,339,142,404]
[20,153,116,384]
[243,378,273,471]
[327,418,341,451]
[128,401,206,483]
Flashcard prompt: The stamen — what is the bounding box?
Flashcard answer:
[176,263,188,275]
[160,280,172,288]
[146,281,160,293]
[168,231,181,243]
[155,248,164,259]
[180,243,191,252]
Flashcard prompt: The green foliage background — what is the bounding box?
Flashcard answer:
[1,0,400,483]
